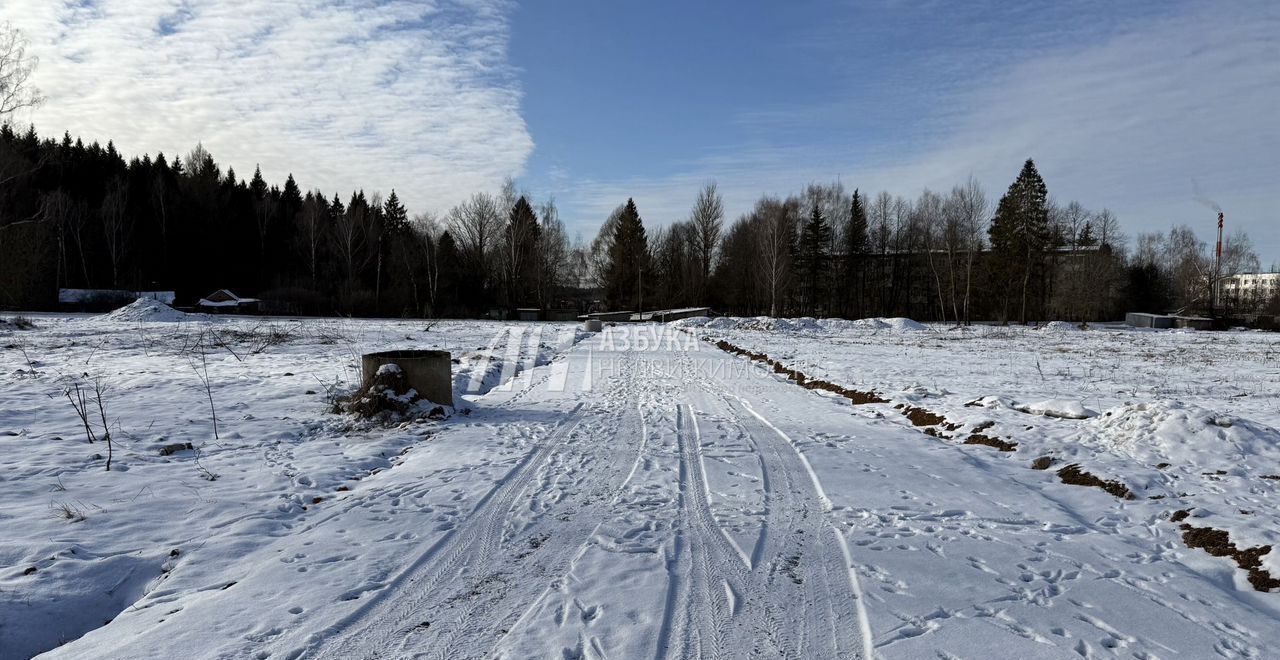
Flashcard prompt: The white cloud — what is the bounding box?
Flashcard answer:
[557,1,1280,261]
[7,0,531,214]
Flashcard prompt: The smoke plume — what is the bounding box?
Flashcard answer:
[1192,179,1223,213]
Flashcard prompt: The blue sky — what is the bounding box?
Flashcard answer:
[8,0,1279,263]
[511,0,1279,262]
[514,0,1176,189]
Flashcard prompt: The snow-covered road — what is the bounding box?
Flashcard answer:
[27,324,1280,659]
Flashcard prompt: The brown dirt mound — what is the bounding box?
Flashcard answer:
[1030,456,1054,470]
[964,434,1017,452]
[1179,523,1279,592]
[901,405,947,427]
[710,338,888,404]
[1056,463,1135,500]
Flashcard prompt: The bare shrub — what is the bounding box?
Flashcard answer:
[52,501,86,522]
[60,375,116,471]
[177,328,221,440]
[207,322,298,361]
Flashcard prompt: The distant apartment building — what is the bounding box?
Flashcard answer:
[1219,272,1280,312]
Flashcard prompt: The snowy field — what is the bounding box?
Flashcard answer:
[684,315,1280,577]
[0,305,581,659]
[2,309,1279,659]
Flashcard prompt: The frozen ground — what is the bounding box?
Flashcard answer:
[0,308,580,659]
[2,311,1278,659]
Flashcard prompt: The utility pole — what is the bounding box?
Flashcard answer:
[1213,212,1224,316]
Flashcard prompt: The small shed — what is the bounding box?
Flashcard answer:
[1125,313,1173,329]
[197,289,260,313]
[1172,316,1213,331]
[516,308,540,322]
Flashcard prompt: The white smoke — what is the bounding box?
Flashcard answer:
[1192,179,1224,214]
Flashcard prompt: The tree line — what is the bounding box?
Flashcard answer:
[2,120,1270,321]
[0,122,580,316]
[592,159,1269,323]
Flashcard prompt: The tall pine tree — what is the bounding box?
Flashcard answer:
[605,198,649,311]
[988,158,1050,324]
[796,203,832,314]
[844,189,869,316]
[504,196,541,308]
[383,190,408,232]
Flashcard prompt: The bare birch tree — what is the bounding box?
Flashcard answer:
[537,198,569,310]
[916,189,948,322]
[0,22,43,119]
[101,178,131,287]
[948,178,987,324]
[689,182,723,303]
[298,192,327,289]
[448,191,502,287]
[754,196,799,317]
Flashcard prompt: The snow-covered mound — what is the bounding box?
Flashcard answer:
[1015,398,1097,419]
[1089,400,1280,466]
[785,316,821,332]
[670,316,711,328]
[679,315,928,334]
[814,318,865,332]
[735,316,795,332]
[880,317,928,332]
[1041,321,1083,332]
[97,298,189,322]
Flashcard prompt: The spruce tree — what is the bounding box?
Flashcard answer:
[282,174,302,207]
[845,189,869,316]
[329,193,345,220]
[505,196,540,307]
[796,203,832,314]
[606,198,649,311]
[278,175,303,257]
[988,158,1050,324]
[436,230,462,313]
[249,165,268,199]
[383,190,408,232]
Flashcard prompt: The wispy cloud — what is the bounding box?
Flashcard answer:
[557,1,1280,260]
[7,0,531,214]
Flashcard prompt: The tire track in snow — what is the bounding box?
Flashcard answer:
[431,405,641,659]
[733,397,876,660]
[308,349,646,660]
[419,355,646,659]
[650,353,796,659]
[679,353,874,659]
[668,401,752,660]
[288,326,880,659]
[287,395,592,660]
[487,398,655,659]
